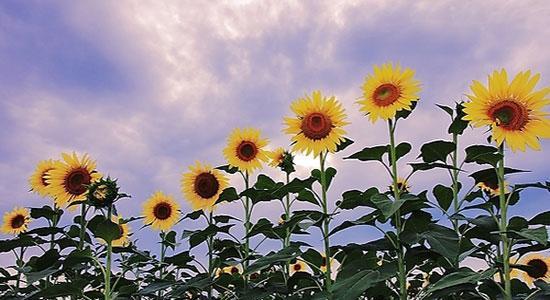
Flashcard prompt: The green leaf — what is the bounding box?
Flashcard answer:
[216,164,239,174]
[389,142,412,166]
[529,211,550,225]
[424,268,496,295]
[312,167,337,189]
[345,145,387,162]
[244,246,301,275]
[421,224,459,260]
[337,188,378,210]
[216,187,240,204]
[30,205,63,222]
[511,227,548,245]
[433,184,453,211]
[164,251,197,271]
[254,174,277,190]
[410,162,459,172]
[331,270,382,300]
[464,145,502,166]
[395,101,417,120]
[436,104,453,116]
[419,140,455,163]
[335,137,354,152]
[370,193,410,221]
[93,218,121,243]
[470,167,528,184]
[296,189,319,205]
[329,212,378,236]
[31,280,87,298]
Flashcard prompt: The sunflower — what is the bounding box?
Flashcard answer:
[390,177,410,194]
[464,69,550,152]
[267,147,285,168]
[284,91,348,158]
[512,254,550,286]
[143,191,181,231]
[29,159,58,197]
[47,152,101,208]
[358,62,421,122]
[223,127,269,174]
[290,259,309,275]
[181,161,229,212]
[215,264,243,277]
[1,207,31,235]
[98,215,131,247]
[477,180,508,197]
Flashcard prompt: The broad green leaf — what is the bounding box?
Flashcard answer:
[94,218,121,243]
[331,270,382,300]
[335,137,354,152]
[337,188,378,210]
[370,193,408,221]
[529,211,550,225]
[433,184,453,211]
[254,174,277,190]
[216,187,240,204]
[345,145,387,162]
[244,246,301,274]
[296,189,319,205]
[421,224,459,260]
[448,102,469,135]
[410,162,460,172]
[329,212,378,236]
[215,164,239,174]
[418,140,455,163]
[511,227,548,245]
[388,142,412,166]
[424,268,496,295]
[436,104,453,116]
[464,145,502,166]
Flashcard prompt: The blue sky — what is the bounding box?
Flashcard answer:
[1,1,549,265]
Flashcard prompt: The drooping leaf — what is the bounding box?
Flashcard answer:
[345,145,387,162]
[216,187,240,204]
[448,102,469,135]
[510,227,548,245]
[329,212,378,236]
[421,224,459,260]
[418,140,455,163]
[464,145,502,166]
[331,270,382,300]
[433,184,453,211]
[529,211,550,225]
[388,142,412,166]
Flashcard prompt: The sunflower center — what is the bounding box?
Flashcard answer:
[153,202,172,220]
[483,180,499,190]
[65,168,92,195]
[301,112,333,140]
[11,215,26,229]
[237,141,258,162]
[230,267,239,274]
[321,257,327,267]
[41,168,53,186]
[293,264,302,271]
[373,83,400,107]
[489,100,529,130]
[526,258,548,279]
[194,172,220,199]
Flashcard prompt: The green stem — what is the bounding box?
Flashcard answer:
[243,171,251,287]
[208,211,214,300]
[105,206,113,300]
[451,133,460,268]
[497,144,512,300]
[283,172,291,275]
[388,120,407,300]
[319,152,332,295]
[79,203,87,250]
[158,231,166,298]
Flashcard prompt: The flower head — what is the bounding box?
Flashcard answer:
[1,207,31,235]
[143,191,181,231]
[181,161,229,212]
[223,128,269,174]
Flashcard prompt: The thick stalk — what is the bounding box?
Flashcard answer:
[243,172,251,286]
[319,152,332,294]
[497,144,512,299]
[284,172,291,275]
[79,203,87,250]
[388,120,407,300]
[208,211,214,300]
[158,231,166,298]
[104,206,113,300]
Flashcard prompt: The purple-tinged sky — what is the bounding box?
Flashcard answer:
[1,1,549,265]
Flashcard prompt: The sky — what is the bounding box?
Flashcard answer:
[1,0,549,267]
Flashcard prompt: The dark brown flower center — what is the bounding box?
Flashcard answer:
[250,272,259,280]
[301,112,333,140]
[373,83,401,107]
[483,180,499,190]
[293,264,302,271]
[488,100,528,130]
[194,172,220,199]
[11,215,26,229]
[526,259,548,279]
[64,168,92,195]
[230,267,239,274]
[41,168,53,186]
[321,257,327,267]
[237,141,258,161]
[115,224,124,240]
[153,202,172,220]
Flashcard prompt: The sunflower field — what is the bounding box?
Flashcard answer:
[1,64,550,300]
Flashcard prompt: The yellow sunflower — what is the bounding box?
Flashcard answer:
[143,191,181,231]
[29,159,58,197]
[215,264,243,277]
[390,177,411,194]
[181,161,229,212]
[98,215,131,247]
[511,254,550,286]
[477,180,508,197]
[223,127,269,174]
[290,259,309,275]
[1,207,31,235]
[284,91,348,158]
[47,152,101,208]
[358,62,421,122]
[267,147,285,168]
[464,69,550,152]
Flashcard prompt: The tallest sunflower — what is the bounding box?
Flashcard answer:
[463,69,550,152]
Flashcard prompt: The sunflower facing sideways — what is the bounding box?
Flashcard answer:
[223,127,269,174]
[143,191,181,231]
[181,161,229,212]
[47,152,101,208]
[464,69,550,152]
[1,207,31,235]
[358,62,421,122]
[284,91,348,158]
[29,159,57,197]
[512,254,550,286]
[267,147,285,168]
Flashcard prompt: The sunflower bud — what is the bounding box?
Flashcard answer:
[87,177,120,207]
